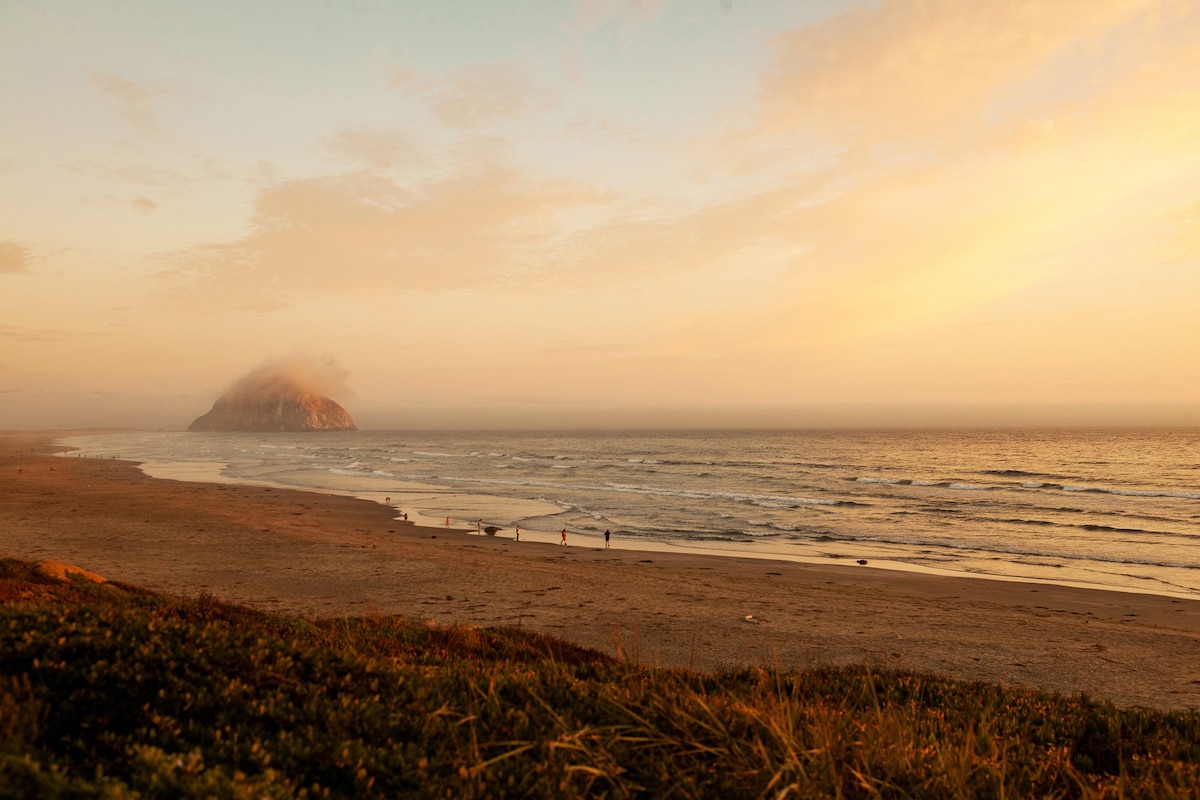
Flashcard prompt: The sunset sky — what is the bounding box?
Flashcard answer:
[3,0,1199,429]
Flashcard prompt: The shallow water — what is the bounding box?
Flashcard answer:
[61,428,1200,598]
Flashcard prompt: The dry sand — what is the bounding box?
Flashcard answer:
[3,431,1199,710]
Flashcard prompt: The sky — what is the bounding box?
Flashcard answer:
[2,0,1199,429]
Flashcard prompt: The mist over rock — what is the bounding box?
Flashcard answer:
[189,363,356,432]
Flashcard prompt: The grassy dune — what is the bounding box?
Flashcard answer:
[2,557,1198,798]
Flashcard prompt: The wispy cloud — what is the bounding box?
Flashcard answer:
[0,323,70,342]
[389,62,556,129]
[218,352,354,400]
[90,73,175,138]
[0,242,31,274]
[709,0,1200,345]
[62,159,190,189]
[569,0,673,38]
[321,127,427,172]
[159,158,612,308]
[753,0,1156,151]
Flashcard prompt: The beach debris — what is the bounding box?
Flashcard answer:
[484,525,502,535]
[743,614,759,624]
[857,559,868,565]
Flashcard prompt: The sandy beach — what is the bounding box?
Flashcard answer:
[3,430,1199,710]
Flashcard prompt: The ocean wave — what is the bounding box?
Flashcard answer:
[1062,484,1200,500]
[852,477,998,491]
[852,473,1199,502]
[985,517,1200,541]
[601,481,855,508]
[787,529,1200,571]
[328,467,395,478]
[983,468,1075,481]
[427,472,860,509]
[1076,524,1200,542]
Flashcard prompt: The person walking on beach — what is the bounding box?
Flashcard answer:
[446,517,450,527]
[560,528,567,546]
[604,529,611,548]
[515,525,520,541]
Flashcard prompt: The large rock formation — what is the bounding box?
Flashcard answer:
[189,373,357,432]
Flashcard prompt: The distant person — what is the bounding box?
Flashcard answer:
[478,518,483,534]
[385,496,391,505]
[560,528,567,546]
[403,512,408,522]
[515,525,520,541]
[604,529,611,548]
[446,517,450,527]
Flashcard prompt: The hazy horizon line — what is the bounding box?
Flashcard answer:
[9,400,1199,432]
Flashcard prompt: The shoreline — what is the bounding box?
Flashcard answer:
[96,449,1200,601]
[57,430,1200,602]
[4,430,1200,709]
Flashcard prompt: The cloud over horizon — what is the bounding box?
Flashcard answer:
[222,353,354,402]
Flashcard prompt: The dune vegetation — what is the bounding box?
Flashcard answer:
[2,557,1198,798]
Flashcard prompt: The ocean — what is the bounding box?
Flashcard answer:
[60,428,1200,599]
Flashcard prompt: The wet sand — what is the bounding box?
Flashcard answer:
[3,431,1199,709]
